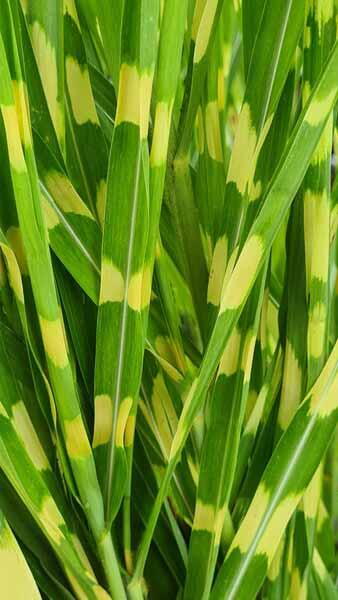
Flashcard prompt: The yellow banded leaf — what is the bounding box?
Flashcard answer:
[39,317,68,369]
[116,397,133,447]
[93,395,113,448]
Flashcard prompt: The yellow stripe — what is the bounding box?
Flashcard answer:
[220,235,264,311]
[31,22,64,142]
[45,171,95,218]
[128,266,152,311]
[227,103,257,195]
[93,394,112,448]
[39,496,65,545]
[6,226,28,274]
[304,190,329,282]
[290,568,307,600]
[304,25,311,49]
[317,499,327,530]
[256,495,301,563]
[0,520,41,599]
[305,88,336,127]
[194,0,218,63]
[218,327,241,376]
[65,415,91,459]
[233,484,269,554]
[316,0,334,29]
[188,456,199,485]
[268,538,284,581]
[42,196,60,230]
[13,81,32,147]
[100,259,125,304]
[313,548,326,581]
[205,101,223,162]
[39,317,68,368]
[66,58,99,125]
[0,244,24,302]
[150,101,172,166]
[12,401,49,470]
[245,385,268,433]
[308,302,326,359]
[140,73,153,139]
[279,341,302,430]
[249,180,262,203]
[191,0,207,41]
[207,235,228,305]
[125,414,136,447]
[1,105,26,171]
[71,534,95,576]
[93,585,111,600]
[241,330,256,383]
[309,369,338,418]
[115,64,140,127]
[64,0,81,27]
[141,265,152,309]
[116,397,133,447]
[303,464,322,520]
[193,501,215,532]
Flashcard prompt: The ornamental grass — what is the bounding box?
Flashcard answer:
[0,1,337,599]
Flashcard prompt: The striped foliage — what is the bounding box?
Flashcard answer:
[0,1,336,599]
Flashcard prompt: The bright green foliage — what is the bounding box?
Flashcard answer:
[0,1,337,599]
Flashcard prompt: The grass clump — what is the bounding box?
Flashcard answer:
[0,1,337,599]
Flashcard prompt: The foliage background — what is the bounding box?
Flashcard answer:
[0,1,337,599]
